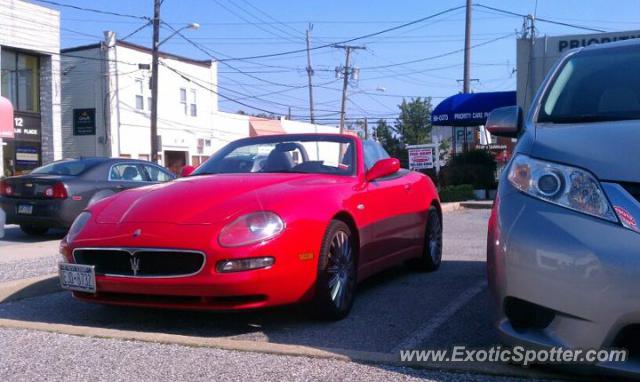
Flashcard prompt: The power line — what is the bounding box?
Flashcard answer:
[210,0,301,44]
[162,22,309,89]
[32,0,150,20]
[214,4,467,62]
[473,4,607,33]
[360,33,514,70]
[161,61,339,118]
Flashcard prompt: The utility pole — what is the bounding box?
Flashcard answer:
[363,117,369,139]
[334,44,365,134]
[461,0,472,153]
[305,25,315,124]
[463,0,472,94]
[149,0,161,163]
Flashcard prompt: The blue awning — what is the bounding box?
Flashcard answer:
[431,91,516,127]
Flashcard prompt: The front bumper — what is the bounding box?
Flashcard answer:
[0,196,82,228]
[488,186,640,377]
[62,221,323,311]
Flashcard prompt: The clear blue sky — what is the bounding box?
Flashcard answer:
[33,0,640,124]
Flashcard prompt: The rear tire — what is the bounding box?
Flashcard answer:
[20,225,49,236]
[312,220,357,320]
[412,206,442,272]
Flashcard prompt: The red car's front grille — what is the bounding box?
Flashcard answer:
[73,248,205,277]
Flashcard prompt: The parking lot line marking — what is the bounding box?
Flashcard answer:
[390,280,487,353]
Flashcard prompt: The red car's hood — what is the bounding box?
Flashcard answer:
[94,173,351,225]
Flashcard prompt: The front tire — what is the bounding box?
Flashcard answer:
[20,225,49,236]
[312,220,357,320]
[413,206,442,272]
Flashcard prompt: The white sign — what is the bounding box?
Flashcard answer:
[408,147,434,170]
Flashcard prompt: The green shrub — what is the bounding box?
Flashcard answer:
[440,149,497,189]
[439,184,474,202]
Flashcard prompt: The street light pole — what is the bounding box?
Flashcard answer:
[150,0,161,163]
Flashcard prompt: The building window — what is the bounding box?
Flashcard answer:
[1,50,40,113]
[147,97,152,111]
[180,88,187,115]
[190,89,197,117]
[135,79,144,110]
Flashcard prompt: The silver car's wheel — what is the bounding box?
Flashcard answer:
[313,220,357,320]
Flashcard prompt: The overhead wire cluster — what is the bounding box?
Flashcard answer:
[26,0,625,122]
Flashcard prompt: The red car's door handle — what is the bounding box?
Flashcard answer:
[404,183,412,191]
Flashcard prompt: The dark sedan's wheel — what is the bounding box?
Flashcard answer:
[413,206,442,272]
[20,225,49,236]
[313,220,357,320]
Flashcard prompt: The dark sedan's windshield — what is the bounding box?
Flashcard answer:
[193,136,355,176]
[538,46,640,124]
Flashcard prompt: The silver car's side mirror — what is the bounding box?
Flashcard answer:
[486,106,522,137]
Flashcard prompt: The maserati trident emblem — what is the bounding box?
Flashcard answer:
[132,229,142,238]
[129,255,141,276]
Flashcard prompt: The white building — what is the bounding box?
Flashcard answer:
[0,0,62,177]
[61,32,338,173]
[61,32,224,171]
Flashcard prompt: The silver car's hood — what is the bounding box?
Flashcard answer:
[530,120,640,183]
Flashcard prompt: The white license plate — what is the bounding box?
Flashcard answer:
[17,204,33,215]
[59,263,96,293]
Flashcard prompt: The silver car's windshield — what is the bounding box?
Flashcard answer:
[538,45,640,124]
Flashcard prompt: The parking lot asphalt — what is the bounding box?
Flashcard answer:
[0,226,64,282]
[0,209,571,381]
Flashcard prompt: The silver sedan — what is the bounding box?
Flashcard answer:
[486,39,640,378]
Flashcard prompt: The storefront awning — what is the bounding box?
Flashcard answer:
[249,118,285,136]
[0,96,14,139]
[431,91,516,127]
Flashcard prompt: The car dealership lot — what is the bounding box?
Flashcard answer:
[0,209,569,381]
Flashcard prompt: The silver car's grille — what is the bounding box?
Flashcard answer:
[73,248,206,278]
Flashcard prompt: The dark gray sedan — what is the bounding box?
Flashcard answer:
[0,158,175,235]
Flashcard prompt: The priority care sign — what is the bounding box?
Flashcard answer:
[548,30,640,54]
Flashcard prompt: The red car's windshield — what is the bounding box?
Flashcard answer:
[193,136,356,176]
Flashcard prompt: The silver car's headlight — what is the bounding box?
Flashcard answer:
[66,212,91,243]
[508,154,618,222]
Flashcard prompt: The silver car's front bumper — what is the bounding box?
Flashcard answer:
[488,185,640,377]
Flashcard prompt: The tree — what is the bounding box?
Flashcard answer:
[374,119,403,159]
[395,97,433,146]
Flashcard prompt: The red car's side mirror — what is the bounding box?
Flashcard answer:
[366,158,400,182]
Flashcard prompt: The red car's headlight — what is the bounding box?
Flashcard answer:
[218,211,285,248]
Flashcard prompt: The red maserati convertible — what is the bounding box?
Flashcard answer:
[58,134,442,319]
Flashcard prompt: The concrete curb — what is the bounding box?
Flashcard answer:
[0,274,61,304]
[441,201,493,212]
[0,317,576,381]
[440,202,462,213]
[459,201,494,210]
